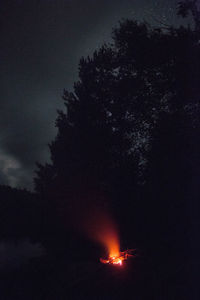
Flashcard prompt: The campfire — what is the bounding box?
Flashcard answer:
[66,190,136,266]
[100,249,135,266]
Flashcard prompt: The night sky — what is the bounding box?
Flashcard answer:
[0,0,190,190]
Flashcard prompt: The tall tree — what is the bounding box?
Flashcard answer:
[34,14,200,235]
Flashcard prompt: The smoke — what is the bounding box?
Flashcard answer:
[63,188,120,258]
[81,204,120,257]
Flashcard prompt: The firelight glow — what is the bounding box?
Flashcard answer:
[100,249,135,266]
[66,190,135,265]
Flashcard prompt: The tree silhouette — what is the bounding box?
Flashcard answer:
[0,186,42,241]
[34,14,200,252]
[178,0,200,30]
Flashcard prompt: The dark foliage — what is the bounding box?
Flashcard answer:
[1,6,200,299]
[34,17,200,238]
[0,185,42,241]
[177,0,200,30]
[33,15,200,297]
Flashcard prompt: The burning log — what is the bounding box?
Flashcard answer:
[100,249,136,266]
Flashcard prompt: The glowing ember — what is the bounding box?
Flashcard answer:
[100,249,135,266]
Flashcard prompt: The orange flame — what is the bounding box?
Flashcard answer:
[62,189,129,263]
[100,249,135,266]
[84,208,120,260]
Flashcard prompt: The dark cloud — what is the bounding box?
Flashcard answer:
[0,0,185,190]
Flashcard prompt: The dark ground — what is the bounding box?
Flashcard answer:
[0,241,198,300]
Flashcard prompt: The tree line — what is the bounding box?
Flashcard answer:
[0,2,199,260]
